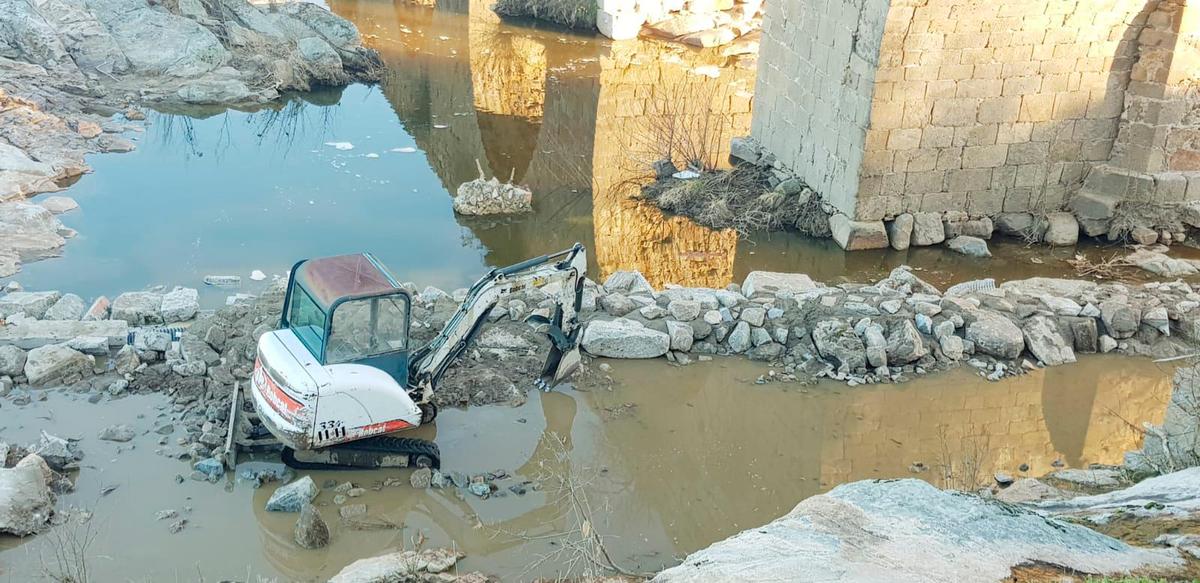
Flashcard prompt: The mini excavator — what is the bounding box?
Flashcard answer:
[226,244,587,470]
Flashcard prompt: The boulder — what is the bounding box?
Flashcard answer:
[739,307,766,327]
[160,287,199,323]
[330,549,465,583]
[911,212,945,246]
[829,215,889,250]
[727,321,752,353]
[23,344,92,385]
[886,214,914,250]
[862,325,887,368]
[995,478,1066,504]
[653,479,1180,582]
[452,177,532,215]
[1099,300,1139,339]
[1043,212,1079,246]
[1036,468,1200,521]
[67,336,109,356]
[597,8,645,40]
[1022,315,1076,366]
[0,454,53,536]
[741,271,817,298]
[1070,191,1120,236]
[729,137,761,164]
[604,271,654,295]
[812,320,866,372]
[667,299,701,321]
[885,320,927,364]
[0,291,62,319]
[666,320,694,352]
[111,291,164,325]
[31,431,82,471]
[0,319,129,350]
[1047,468,1122,489]
[43,293,85,320]
[947,236,990,257]
[994,212,1044,240]
[581,319,669,359]
[266,476,319,512]
[960,217,993,239]
[0,345,26,376]
[82,296,110,321]
[600,293,637,316]
[1124,248,1200,277]
[113,345,140,375]
[294,503,330,549]
[965,311,1023,359]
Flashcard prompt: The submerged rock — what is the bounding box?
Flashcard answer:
[294,503,330,549]
[653,479,1182,582]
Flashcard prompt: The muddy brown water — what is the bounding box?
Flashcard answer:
[0,355,1174,581]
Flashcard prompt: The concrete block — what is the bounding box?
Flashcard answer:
[597,9,645,40]
[829,215,889,251]
[886,213,914,250]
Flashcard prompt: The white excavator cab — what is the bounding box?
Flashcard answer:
[245,244,588,470]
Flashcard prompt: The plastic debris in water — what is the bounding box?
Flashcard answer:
[323,142,354,151]
[391,147,417,153]
[365,153,380,159]
[433,124,449,129]
[250,270,267,281]
[204,275,241,287]
[673,169,701,180]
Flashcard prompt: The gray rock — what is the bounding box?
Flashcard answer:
[0,454,53,536]
[741,272,817,298]
[812,320,866,372]
[1100,300,1139,339]
[135,329,172,353]
[43,293,85,320]
[1099,335,1118,353]
[667,320,693,352]
[965,312,1023,359]
[0,291,62,319]
[0,345,26,376]
[66,335,108,356]
[1047,468,1122,489]
[995,213,1043,240]
[329,548,465,582]
[111,292,164,325]
[739,307,766,327]
[581,319,669,359]
[294,503,330,549]
[638,306,666,320]
[862,325,887,368]
[886,214,914,251]
[750,327,772,347]
[995,478,1065,504]
[267,476,319,512]
[98,424,136,442]
[1143,306,1170,336]
[885,320,927,364]
[667,299,701,321]
[193,458,223,480]
[31,431,82,471]
[939,335,964,360]
[911,212,945,246]
[727,321,752,353]
[600,293,637,317]
[1043,212,1079,246]
[702,310,723,325]
[960,217,993,239]
[604,271,654,295]
[829,215,889,250]
[452,177,531,215]
[410,468,432,489]
[729,136,761,164]
[1022,316,1076,366]
[653,479,1178,583]
[1069,318,1099,354]
[747,342,784,361]
[947,236,990,258]
[0,319,128,350]
[160,287,199,323]
[23,344,92,385]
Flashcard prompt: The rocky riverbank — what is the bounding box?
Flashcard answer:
[0,0,383,276]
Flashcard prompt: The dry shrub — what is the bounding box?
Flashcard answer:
[1108,201,1184,241]
[642,166,831,237]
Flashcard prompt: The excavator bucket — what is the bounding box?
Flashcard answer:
[540,342,582,388]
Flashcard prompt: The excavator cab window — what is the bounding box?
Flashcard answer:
[287,285,327,359]
[326,294,409,364]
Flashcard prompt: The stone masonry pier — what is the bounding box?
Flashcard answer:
[748,0,1200,248]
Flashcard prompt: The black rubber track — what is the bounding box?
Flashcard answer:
[282,436,441,470]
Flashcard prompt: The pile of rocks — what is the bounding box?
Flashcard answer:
[577,268,1200,386]
[453,176,533,216]
[598,0,762,48]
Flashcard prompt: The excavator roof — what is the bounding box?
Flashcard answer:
[294,253,402,310]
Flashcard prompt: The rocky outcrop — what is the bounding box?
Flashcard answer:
[654,479,1183,582]
[1126,365,1200,474]
[452,176,533,216]
[330,548,479,583]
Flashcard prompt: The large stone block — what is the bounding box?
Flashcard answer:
[742,272,818,298]
[0,319,129,350]
[829,215,889,250]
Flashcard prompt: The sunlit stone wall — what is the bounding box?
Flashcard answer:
[752,0,1200,220]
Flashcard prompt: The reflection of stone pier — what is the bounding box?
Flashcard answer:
[329,0,759,287]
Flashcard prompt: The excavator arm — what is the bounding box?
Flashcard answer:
[406,243,587,406]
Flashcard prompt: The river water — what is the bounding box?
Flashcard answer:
[0,0,1184,581]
